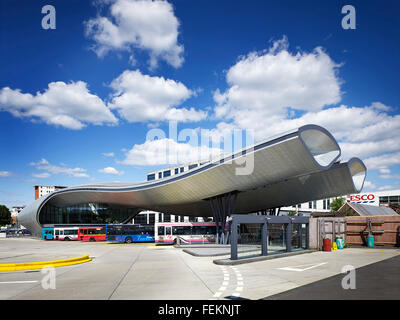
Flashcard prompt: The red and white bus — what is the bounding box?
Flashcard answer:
[78,226,106,242]
[54,227,79,241]
[155,222,217,244]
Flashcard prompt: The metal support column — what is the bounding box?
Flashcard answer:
[230,220,238,260]
[261,221,268,256]
[286,219,292,252]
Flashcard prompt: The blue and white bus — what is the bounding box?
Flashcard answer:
[106,224,154,243]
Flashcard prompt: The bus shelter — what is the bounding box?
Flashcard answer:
[229,214,309,260]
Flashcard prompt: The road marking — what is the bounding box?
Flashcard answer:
[278,262,327,272]
[212,266,232,299]
[0,281,38,284]
[230,266,244,298]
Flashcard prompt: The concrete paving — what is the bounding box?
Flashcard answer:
[264,254,400,300]
[0,238,399,300]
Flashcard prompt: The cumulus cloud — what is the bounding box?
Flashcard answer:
[102,152,115,157]
[120,138,224,166]
[85,0,184,69]
[214,36,341,125]
[109,70,206,123]
[30,159,89,178]
[0,81,118,130]
[32,172,51,178]
[363,181,376,190]
[0,171,13,177]
[210,37,400,185]
[364,152,400,171]
[98,166,124,175]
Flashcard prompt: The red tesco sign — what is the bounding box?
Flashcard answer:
[350,194,375,201]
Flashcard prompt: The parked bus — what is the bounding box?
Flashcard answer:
[54,227,79,241]
[106,224,154,243]
[42,227,54,240]
[78,226,106,242]
[155,222,217,244]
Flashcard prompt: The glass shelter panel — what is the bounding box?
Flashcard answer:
[237,223,262,258]
[268,223,287,253]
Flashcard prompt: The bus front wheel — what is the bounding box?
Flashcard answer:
[125,237,133,244]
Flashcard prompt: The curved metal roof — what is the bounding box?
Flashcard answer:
[19,124,366,235]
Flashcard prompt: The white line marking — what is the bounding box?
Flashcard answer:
[278,262,327,272]
[0,281,38,284]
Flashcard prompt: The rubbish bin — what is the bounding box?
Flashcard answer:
[323,238,331,252]
[336,237,344,249]
[367,235,374,248]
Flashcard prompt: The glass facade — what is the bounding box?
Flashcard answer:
[39,203,136,225]
[380,195,400,205]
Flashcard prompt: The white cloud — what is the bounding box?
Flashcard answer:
[120,138,224,166]
[364,152,400,170]
[210,37,400,182]
[32,172,51,178]
[102,152,115,157]
[363,181,376,190]
[109,70,206,123]
[30,159,89,178]
[98,167,124,175]
[378,185,395,191]
[379,168,391,174]
[214,36,341,125]
[0,81,118,130]
[379,174,400,180]
[0,171,13,177]
[85,0,184,69]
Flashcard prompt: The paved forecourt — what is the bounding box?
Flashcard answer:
[0,238,399,300]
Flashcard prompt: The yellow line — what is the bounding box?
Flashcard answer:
[0,255,91,272]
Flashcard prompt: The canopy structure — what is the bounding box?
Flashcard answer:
[19,124,366,236]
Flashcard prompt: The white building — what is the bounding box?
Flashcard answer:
[347,189,400,207]
[34,185,67,200]
[146,160,209,181]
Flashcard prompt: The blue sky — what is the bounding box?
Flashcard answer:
[0,0,399,207]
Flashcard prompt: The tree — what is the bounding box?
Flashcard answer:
[330,197,346,212]
[0,205,11,226]
[287,210,297,216]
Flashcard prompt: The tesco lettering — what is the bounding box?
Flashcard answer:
[350,194,375,201]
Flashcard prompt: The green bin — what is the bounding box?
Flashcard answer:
[366,235,374,248]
